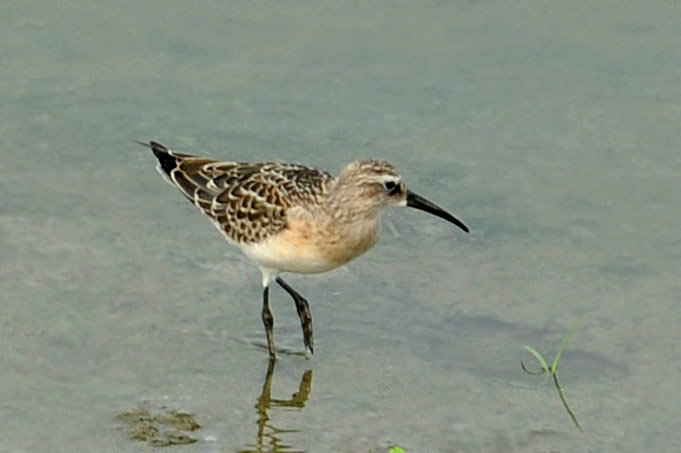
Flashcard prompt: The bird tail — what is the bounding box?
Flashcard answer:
[136,140,180,179]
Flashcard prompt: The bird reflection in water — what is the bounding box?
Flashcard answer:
[238,359,313,453]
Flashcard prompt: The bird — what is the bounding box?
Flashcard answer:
[141,140,469,359]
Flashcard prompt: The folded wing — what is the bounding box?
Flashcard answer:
[145,141,333,244]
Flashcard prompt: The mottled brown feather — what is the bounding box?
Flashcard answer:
[160,150,334,244]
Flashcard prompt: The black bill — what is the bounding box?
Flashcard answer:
[406,190,469,233]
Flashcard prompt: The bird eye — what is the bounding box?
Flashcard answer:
[383,180,401,195]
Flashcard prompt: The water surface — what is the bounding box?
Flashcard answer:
[1,1,680,451]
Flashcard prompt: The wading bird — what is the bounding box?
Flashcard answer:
[143,141,468,359]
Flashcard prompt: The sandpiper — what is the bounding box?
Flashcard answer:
[142,141,469,359]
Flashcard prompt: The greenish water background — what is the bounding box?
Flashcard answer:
[1,1,680,451]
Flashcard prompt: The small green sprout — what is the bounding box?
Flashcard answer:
[522,320,582,431]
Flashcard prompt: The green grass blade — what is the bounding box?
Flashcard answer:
[523,346,549,372]
[550,319,581,374]
[553,373,582,431]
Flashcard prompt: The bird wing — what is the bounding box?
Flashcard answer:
[147,141,333,244]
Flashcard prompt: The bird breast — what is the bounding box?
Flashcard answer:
[242,209,380,275]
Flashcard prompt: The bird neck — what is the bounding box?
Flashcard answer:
[321,179,381,228]
[316,186,380,262]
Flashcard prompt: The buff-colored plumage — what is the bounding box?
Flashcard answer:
[149,142,403,275]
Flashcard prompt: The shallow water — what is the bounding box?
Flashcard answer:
[1,1,680,452]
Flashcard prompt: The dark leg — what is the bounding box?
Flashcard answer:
[261,286,276,359]
[276,277,314,354]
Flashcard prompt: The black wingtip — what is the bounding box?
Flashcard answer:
[138,140,178,176]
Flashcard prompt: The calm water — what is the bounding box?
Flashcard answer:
[1,1,680,452]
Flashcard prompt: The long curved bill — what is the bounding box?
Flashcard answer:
[406,190,469,233]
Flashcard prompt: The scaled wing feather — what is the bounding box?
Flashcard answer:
[163,152,333,244]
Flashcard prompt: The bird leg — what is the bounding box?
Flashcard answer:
[261,286,276,359]
[276,277,314,354]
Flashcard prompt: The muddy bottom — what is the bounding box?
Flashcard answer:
[117,405,201,446]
